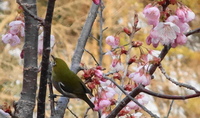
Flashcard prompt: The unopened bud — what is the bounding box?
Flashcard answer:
[113,72,122,80]
[123,27,131,36]
[121,46,127,55]
[132,41,142,47]
[128,56,137,65]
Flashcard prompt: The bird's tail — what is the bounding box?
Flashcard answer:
[81,95,95,109]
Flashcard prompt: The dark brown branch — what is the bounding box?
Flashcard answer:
[66,107,78,118]
[141,86,200,99]
[37,0,56,117]
[158,64,200,93]
[149,45,171,75]
[185,27,200,36]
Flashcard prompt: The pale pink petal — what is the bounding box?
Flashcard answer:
[106,36,120,48]
[2,33,20,46]
[143,4,160,26]
[127,101,139,110]
[99,99,111,108]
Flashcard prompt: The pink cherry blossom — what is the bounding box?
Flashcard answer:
[127,93,149,110]
[105,36,120,48]
[147,22,180,47]
[137,94,149,105]
[171,33,187,47]
[166,15,189,33]
[99,99,111,109]
[129,66,151,86]
[176,6,195,23]
[127,101,139,110]
[143,4,160,26]
[111,60,124,72]
[104,87,116,99]
[94,69,103,78]
[9,20,25,37]
[2,33,20,46]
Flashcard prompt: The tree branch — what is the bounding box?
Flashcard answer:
[13,0,38,117]
[71,3,99,73]
[158,64,200,93]
[185,27,200,36]
[37,0,56,117]
[141,86,200,99]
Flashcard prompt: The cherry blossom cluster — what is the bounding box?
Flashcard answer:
[1,6,55,56]
[81,65,118,111]
[81,30,161,117]
[2,20,24,46]
[144,2,195,48]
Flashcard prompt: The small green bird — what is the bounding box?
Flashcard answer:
[51,55,94,109]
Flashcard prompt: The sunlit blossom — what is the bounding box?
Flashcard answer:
[147,22,180,47]
[166,15,189,33]
[99,99,111,108]
[129,66,151,86]
[176,6,195,23]
[127,94,149,110]
[143,4,160,26]
[105,35,120,48]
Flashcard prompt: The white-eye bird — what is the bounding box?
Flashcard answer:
[51,55,94,109]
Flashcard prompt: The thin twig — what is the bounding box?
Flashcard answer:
[16,0,44,23]
[89,35,98,41]
[66,107,78,118]
[102,27,108,32]
[84,49,99,66]
[185,27,200,36]
[166,100,174,118]
[158,64,200,93]
[102,43,130,55]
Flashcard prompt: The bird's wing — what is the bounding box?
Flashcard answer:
[78,81,93,96]
[59,82,77,98]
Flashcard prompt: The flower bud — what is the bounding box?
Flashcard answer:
[131,41,142,47]
[113,72,122,80]
[128,56,137,65]
[123,27,131,36]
